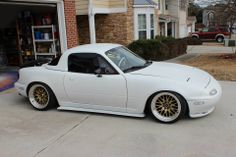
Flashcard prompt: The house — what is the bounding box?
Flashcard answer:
[202,4,228,28]
[158,0,190,38]
[76,0,159,45]
[187,16,197,33]
[76,0,132,45]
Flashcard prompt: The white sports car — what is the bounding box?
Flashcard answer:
[15,44,222,123]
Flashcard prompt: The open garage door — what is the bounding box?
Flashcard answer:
[0,0,67,67]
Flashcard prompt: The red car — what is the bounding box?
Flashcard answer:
[191,28,229,43]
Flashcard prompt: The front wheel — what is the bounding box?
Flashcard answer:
[148,92,187,123]
[28,83,57,110]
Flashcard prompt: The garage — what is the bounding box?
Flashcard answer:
[0,0,67,67]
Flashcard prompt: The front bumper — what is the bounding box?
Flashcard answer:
[14,82,27,97]
[188,78,222,118]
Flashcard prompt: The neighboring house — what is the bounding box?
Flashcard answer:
[158,0,189,38]
[187,16,197,33]
[133,0,159,40]
[203,4,236,36]
[202,4,228,28]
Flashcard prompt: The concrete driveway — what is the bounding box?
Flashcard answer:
[187,45,235,54]
[0,81,236,157]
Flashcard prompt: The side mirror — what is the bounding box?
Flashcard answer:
[95,68,103,77]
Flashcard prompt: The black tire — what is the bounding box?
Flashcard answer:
[216,36,224,43]
[28,83,57,111]
[148,91,187,123]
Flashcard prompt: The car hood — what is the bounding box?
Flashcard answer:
[130,62,210,88]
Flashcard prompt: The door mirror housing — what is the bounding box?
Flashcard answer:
[94,68,105,77]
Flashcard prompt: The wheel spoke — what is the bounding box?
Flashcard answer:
[33,87,48,106]
[153,93,180,118]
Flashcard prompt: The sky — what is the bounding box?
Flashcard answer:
[194,0,226,7]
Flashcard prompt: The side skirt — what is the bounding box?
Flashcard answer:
[57,106,145,118]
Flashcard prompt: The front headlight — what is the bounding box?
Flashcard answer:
[209,89,217,96]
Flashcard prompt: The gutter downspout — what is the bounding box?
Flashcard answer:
[88,0,96,44]
[177,0,180,38]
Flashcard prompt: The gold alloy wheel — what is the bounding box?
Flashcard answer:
[33,87,49,106]
[28,84,49,108]
[151,92,181,122]
[155,94,179,117]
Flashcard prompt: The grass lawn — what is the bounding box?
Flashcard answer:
[177,54,236,81]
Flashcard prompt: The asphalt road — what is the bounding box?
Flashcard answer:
[0,81,236,157]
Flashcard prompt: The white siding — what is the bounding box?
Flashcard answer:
[93,0,125,8]
[179,10,188,38]
[75,0,88,15]
[75,0,126,15]
[165,0,178,16]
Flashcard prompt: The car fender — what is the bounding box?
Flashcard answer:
[192,34,199,38]
[19,67,68,103]
[125,74,197,113]
[215,34,224,39]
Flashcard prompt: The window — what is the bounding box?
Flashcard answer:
[135,8,156,40]
[138,14,147,39]
[68,53,117,74]
[208,12,215,22]
[150,14,155,39]
[208,28,216,32]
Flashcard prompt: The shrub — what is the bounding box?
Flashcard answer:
[128,38,188,61]
[127,39,169,61]
[155,35,175,43]
[184,37,202,45]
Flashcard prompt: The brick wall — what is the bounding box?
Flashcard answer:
[64,0,79,48]
[77,0,134,46]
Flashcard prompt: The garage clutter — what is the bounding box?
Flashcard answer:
[0,10,60,66]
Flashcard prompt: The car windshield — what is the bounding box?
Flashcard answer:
[105,46,152,73]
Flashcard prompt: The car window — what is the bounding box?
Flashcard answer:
[105,46,148,72]
[97,56,118,74]
[68,53,99,74]
[202,28,209,32]
[208,28,215,32]
[68,53,117,75]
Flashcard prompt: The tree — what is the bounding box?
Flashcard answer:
[217,0,236,38]
[188,2,203,23]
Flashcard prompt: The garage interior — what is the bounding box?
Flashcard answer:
[0,1,61,68]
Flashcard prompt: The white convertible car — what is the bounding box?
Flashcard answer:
[15,44,222,123]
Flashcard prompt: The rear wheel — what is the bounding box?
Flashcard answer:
[148,92,187,123]
[216,36,224,43]
[28,83,57,110]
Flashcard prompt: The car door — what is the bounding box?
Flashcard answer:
[199,28,210,39]
[64,53,127,109]
[207,28,217,39]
